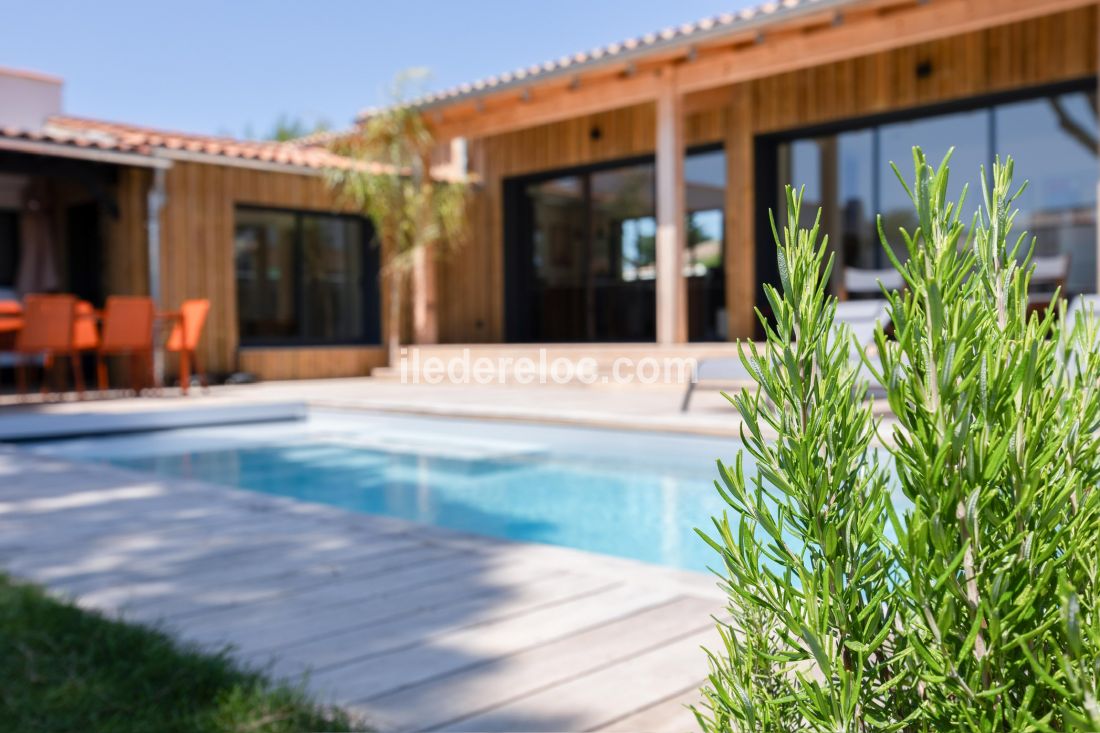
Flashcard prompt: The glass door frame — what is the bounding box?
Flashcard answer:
[753,76,1098,326]
[503,143,725,343]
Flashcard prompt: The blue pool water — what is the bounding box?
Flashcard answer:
[34,412,736,573]
[106,438,727,573]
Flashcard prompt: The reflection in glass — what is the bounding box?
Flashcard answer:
[590,164,656,340]
[838,130,874,270]
[301,217,365,342]
[685,149,726,341]
[519,150,728,342]
[878,108,987,256]
[527,175,592,341]
[774,88,1099,297]
[235,209,298,340]
[235,208,374,344]
[777,140,823,233]
[997,93,1098,296]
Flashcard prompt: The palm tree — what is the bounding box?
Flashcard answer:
[326,71,468,364]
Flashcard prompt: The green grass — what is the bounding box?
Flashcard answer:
[0,573,365,732]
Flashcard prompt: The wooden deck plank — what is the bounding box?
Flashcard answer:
[593,684,708,733]
[248,573,617,675]
[307,583,680,703]
[5,527,419,590]
[188,565,583,652]
[77,545,462,621]
[441,626,719,732]
[368,596,718,733]
[0,446,723,732]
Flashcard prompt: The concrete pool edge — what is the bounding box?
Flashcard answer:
[308,396,749,438]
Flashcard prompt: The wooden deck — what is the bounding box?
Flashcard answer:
[0,445,724,732]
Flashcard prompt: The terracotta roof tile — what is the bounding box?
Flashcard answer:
[0,124,152,155]
[371,0,853,116]
[35,116,363,170]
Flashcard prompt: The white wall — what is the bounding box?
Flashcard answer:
[0,67,62,131]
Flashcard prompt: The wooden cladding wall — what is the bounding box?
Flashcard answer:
[238,346,387,381]
[105,167,151,300]
[445,4,1099,343]
[157,162,369,378]
[747,4,1098,135]
[438,103,728,343]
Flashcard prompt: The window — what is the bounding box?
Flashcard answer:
[684,148,726,341]
[996,94,1099,295]
[234,207,379,345]
[773,86,1099,297]
[522,161,658,342]
[508,148,726,342]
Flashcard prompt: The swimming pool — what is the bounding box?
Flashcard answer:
[26,411,739,573]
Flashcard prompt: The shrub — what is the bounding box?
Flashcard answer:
[695,148,1100,732]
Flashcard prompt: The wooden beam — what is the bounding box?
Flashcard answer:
[431,70,663,141]
[677,0,1097,94]
[431,0,1094,141]
[655,69,687,345]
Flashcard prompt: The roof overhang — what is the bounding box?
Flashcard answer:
[404,0,1098,141]
[0,136,172,169]
[150,148,323,176]
[393,0,860,118]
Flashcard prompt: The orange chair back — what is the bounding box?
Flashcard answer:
[0,301,22,346]
[99,296,154,353]
[166,299,210,352]
[15,294,77,353]
[72,300,100,351]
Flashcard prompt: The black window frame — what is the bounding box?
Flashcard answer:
[234,204,380,348]
[754,76,1099,317]
[502,143,726,343]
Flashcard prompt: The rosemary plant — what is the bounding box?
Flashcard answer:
[697,148,1100,731]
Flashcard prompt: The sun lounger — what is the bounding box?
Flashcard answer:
[681,299,891,412]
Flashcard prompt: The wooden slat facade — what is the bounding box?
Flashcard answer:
[441,4,1099,343]
[108,161,386,380]
[96,4,1097,381]
[237,346,387,381]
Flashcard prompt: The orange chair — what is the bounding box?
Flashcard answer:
[0,300,22,353]
[15,294,82,397]
[97,296,154,394]
[72,301,99,353]
[166,299,210,395]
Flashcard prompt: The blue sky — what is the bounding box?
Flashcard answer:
[1,0,752,138]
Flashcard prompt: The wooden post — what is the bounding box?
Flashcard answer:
[655,68,687,344]
[725,85,756,340]
[411,244,438,344]
[412,150,439,345]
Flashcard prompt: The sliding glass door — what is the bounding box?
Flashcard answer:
[506,148,726,343]
[770,85,1098,298]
